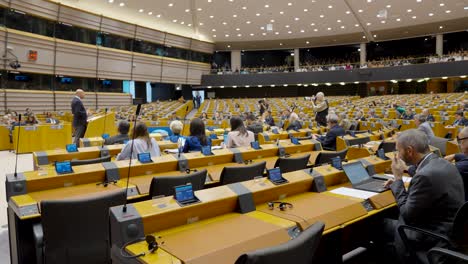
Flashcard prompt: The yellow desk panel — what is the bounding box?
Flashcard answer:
[0,125,12,150]
[13,124,72,153]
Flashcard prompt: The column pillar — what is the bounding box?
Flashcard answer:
[231,50,241,72]
[294,48,300,72]
[360,43,366,66]
[436,34,443,56]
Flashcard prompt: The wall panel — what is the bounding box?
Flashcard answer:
[97,92,132,109]
[97,48,132,80]
[165,33,191,50]
[132,53,163,82]
[5,29,55,74]
[55,40,98,78]
[187,62,210,85]
[10,0,58,21]
[191,40,215,54]
[4,89,54,112]
[135,26,165,45]
[100,17,135,38]
[161,59,188,83]
[58,6,101,30]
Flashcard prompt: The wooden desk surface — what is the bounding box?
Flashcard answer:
[127,213,292,264]
[257,192,367,230]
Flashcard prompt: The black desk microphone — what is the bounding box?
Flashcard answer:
[13,114,22,178]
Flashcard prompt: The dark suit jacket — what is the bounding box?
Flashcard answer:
[317,125,345,150]
[71,97,87,128]
[286,120,302,131]
[453,118,468,127]
[390,153,464,244]
[104,134,129,145]
[455,153,468,201]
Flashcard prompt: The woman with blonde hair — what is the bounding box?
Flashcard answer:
[311,92,328,126]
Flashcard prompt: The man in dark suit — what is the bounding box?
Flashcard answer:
[445,126,468,201]
[104,120,130,145]
[313,113,345,150]
[452,110,468,126]
[246,114,263,140]
[71,89,88,145]
[383,129,464,262]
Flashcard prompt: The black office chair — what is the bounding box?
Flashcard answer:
[148,169,207,197]
[234,221,325,264]
[220,161,266,185]
[314,148,348,166]
[378,141,396,153]
[33,190,126,264]
[346,130,368,135]
[429,137,449,157]
[428,247,468,264]
[398,201,468,264]
[349,123,358,131]
[70,155,111,166]
[274,154,311,174]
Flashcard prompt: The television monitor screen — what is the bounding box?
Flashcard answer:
[174,184,195,202]
[60,77,73,84]
[331,156,342,170]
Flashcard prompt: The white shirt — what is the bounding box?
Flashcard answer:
[116,138,161,160]
[226,130,255,148]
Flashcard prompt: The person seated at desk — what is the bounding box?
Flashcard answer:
[422,109,435,122]
[263,110,275,127]
[286,112,302,131]
[402,108,414,120]
[169,112,179,121]
[414,114,434,140]
[445,127,468,201]
[380,129,464,263]
[313,114,345,151]
[226,116,254,148]
[25,115,39,125]
[354,110,366,121]
[367,109,378,119]
[199,112,208,121]
[339,113,352,131]
[246,114,263,139]
[104,120,130,145]
[183,118,211,152]
[116,122,161,160]
[394,104,406,118]
[451,110,468,127]
[45,112,60,124]
[212,111,223,122]
[168,120,184,143]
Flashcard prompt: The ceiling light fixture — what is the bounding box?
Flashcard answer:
[119,2,124,7]
[439,3,445,6]
[328,5,333,8]
[314,28,318,32]
[225,34,229,37]
[148,12,153,15]
[271,19,275,22]
[280,11,284,15]
[246,21,251,24]
[355,24,359,27]
[185,9,190,12]
[445,10,451,13]
[108,0,114,3]
[358,9,363,13]
[386,5,391,8]
[306,41,310,44]
[279,43,283,45]
[300,29,305,32]
[304,9,308,12]
[168,3,173,7]
[407,9,412,12]
[139,9,144,12]
[197,8,202,11]
[209,15,214,18]
[288,2,292,6]
[295,17,300,21]
[242,6,247,9]
[346,11,351,14]
[428,13,434,16]
[256,13,260,16]
[412,16,417,19]
[396,18,401,21]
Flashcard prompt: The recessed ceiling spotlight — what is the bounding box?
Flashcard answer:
[180,21,184,24]
[417,0,422,2]
[327,27,331,30]
[355,24,359,27]
[188,23,192,26]
[288,2,292,6]
[246,21,251,24]
[108,0,114,3]
[412,16,417,19]
[340,82,346,85]
[373,34,377,37]
[283,84,288,86]
[337,19,341,22]
[300,29,305,32]
[199,22,204,25]
[213,34,216,37]
[341,25,345,29]
[270,85,275,87]
[222,22,227,25]
[428,13,434,16]
[212,29,216,32]
[346,11,351,14]
[225,34,229,37]
[156,14,161,17]
[275,32,280,34]
[328,5,333,8]
[250,33,254,36]
[367,0,372,2]
[314,28,318,32]
[173,19,177,22]
[270,19,275,22]
[256,13,260,16]
[139,9,144,12]
[358,9,363,13]
[381,20,386,23]
[306,41,310,44]
[439,25,444,29]
[262,32,266,35]
[407,9,412,12]
[209,15,214,18]
[168,3,173,7]
[366,22,372,25]
[295,17,300,21]
[236,28,240,31]
[310,23,315,26]
[280,11,284,15]
[406,79,412,82]
[237,34,242,37]
[396,18,401,21]
[197,8,202,11]
[185,9,190,12]
[119,2,124,6]
[285,25,290,28]
[208,0,212,2]
[148,11,153,15]
[242,6,247,9]
[362,35,366,38]
[319,14,324,18]
[445,10,451,13]
[288,31,292,34]
[386,5,391,8]
[439,3,444,6]
[464,6,468,9]
[260,26,265,30]
[265,4,269,8]
[304,9,308,12]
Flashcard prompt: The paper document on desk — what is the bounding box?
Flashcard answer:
[164,148,179,154]
[384,174,412,183]
[211,146,223,150]
[330,187,378,199]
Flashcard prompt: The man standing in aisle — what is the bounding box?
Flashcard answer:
[71,89,87,146]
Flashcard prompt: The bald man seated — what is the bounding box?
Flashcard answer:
[71,89,87,145]
[445,126,468,201]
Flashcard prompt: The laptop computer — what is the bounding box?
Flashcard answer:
[209,134,218,139]
[331,156,343,170]
[102,133,110,139]
[342,162,389,193]
[137,152,153,163]
[66,144,78,153]
[267,167,289,185]
[55,161,74,175]
[201,145,214,156]
[174,183,200,206]
[376,148,390,161]
[290,137,300,145]
[251,141,262,150]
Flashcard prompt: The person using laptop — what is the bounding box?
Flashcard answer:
[445,126,468,201]
[379,129,464,263]
[226,116,254,148]
[116,122,161,160]
[313,113,345,151]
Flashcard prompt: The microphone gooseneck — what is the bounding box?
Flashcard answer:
[14,114,22,178]
[122,104,141,213]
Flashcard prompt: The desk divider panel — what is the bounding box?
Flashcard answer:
[229,148,244,163]
[304,169,327,193]
[175,154,189,172]
[35,152,49,166]
[227,183,255,213]
[103,162,120,182]
[100,146,110,157]
[5,173,27,201]
[81,138,91,147]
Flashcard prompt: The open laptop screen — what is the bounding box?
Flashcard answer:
[55,161,73,174]
[268,168,282,181]
[137,153,152,163]
[66,144,77,153]
[342,162,370,185]
[174,184,195,202]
